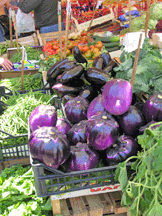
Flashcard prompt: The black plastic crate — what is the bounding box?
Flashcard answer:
[31,157,117,197]
[31,156,132,197]
[0,130,29,162]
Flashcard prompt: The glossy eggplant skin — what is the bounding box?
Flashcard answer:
[67,120,88,145]
[66,79,85,88]
[102,135,138,166]
[47,58,68,82]
[85,67,111,87]
[62,94,76,105]
[93,56,106,69]
[116,106,145,137]
[48,61,76,82]
[73,46,88,65]
[104,60,118,77]
[79,86,98,103]
[101,52,111,66]
[60,65,85,85]
[52,83,81,97]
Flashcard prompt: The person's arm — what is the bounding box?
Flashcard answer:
[0,58,13,71]
[0,0,11,8]
[18,0,43,14]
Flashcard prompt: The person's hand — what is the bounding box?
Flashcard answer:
[0,58,13,71]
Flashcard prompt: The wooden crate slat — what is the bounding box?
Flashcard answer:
[109,192,128,215]
[60,199,71,216]
[98,193,114,214]
[70,197,88,216]
[82,195,104,216]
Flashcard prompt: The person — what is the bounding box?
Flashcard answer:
[0,0,11,42]
[0,57,13,70]
[18,0,65,34]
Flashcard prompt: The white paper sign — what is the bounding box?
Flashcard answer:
[123,32,146,53]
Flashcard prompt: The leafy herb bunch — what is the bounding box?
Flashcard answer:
[115,122,162,216]
[114,38,162,95]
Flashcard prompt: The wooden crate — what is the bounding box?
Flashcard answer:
[72,8,115,32]
[0,68,39,80]
[0,157,30,174]
[39,29,75,46]
[51,191,128,216]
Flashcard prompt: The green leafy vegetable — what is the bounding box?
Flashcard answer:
[114,38,162,95]
[115,122,162,216]
[0,73,43,91]
[0,91,53,142]
[10,46,44,63]
[149,2,162,21]
[0,164,52,216]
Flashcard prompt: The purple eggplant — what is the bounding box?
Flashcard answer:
[87,95,105,119]
[63,142,99,172]
[85,67,111,88]
[56,117,71,134]
[67,120,87,145]
[65,96,88,124]
[104,59,118,77]
[47,58,68,82]
[29,126,70,169]
[48,60,76,82]
[79,86,98,103]
[142,93,162,122]
[102,135,138,166]
[86,113,119,151]
[93,56,106,69]
[62,94,76,105]
[52,83,81,97]
[102,79,132,116]
[101,52,111,66]
[117,106,145,137]
[29,105,57,132]
[60,65,85,85]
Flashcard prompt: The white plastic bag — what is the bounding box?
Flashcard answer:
[16,8,35,33]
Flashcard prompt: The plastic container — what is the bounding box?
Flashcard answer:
[0,130,29,162]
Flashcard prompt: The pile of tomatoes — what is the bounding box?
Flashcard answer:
[43,31,103,60]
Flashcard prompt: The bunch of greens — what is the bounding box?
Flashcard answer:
[0,73,43,91]
[10,46,44,63]
[0,91,52,139]
[149,2,162,21]
[114,38,162,95]
[0,164,52,216]
[0,40,21,56]
[115,122,162,216]
[38,56,59,72]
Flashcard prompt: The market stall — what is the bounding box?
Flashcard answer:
[0,0,162,215]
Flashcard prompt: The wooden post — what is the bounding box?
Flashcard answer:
[50,198,61,215]
[145,0,151,38]
[13,11,19,52]
[58,1,63,60]
[130,33,143,88]
[87,0,98,32]
[128,0,131,32]
[37,30,43,46]
[64,0,70,58]
[9,9,13,48]
[21,48,24,91]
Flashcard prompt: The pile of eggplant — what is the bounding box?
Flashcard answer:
[28,46,162,172]
[47,46,118,102]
